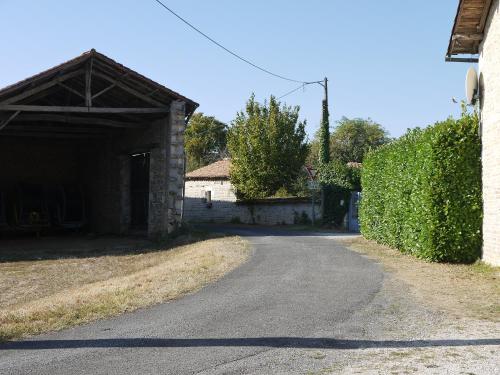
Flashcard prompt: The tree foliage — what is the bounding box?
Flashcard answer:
[227,95,309,199]
[307,117,389,167]
[184,113,228,172]
[331,117,389,163]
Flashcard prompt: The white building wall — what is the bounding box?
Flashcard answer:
[479,0,500,266]
[183,179,320,225]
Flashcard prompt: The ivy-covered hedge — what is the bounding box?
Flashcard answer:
[318,160,361,226]
[360,112,482,263]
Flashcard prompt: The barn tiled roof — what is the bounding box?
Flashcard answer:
[185,159,231,180]
[0,49,199,117]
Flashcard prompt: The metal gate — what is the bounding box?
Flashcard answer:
[348,191,361,232]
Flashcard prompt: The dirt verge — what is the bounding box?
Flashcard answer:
[0,235,250,341]
[340,236,499,323]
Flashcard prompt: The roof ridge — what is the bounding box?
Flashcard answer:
[0,50,199,114]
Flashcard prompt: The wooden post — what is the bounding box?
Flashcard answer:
[85,58,93,107]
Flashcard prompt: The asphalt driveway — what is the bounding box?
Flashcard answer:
[0,226,382,375]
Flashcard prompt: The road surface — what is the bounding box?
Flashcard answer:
[0,226,382,374]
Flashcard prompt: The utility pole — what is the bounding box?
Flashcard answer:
[318,77,330,221]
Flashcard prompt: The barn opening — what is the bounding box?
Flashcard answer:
[0,50,198,239]
[130,153,150,231]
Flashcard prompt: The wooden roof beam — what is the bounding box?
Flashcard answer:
[92,71,166,107]
[4,124,115,135]
[0,111,21,131]
[57,82,86,99]
[452,33,484,40]
[85,57,93,107]
[0,104,169,114]
[478,0,493,31]
[9,113,146,129]
[90,73,129,100]
[0,132,106,139]
[0,69,84,105]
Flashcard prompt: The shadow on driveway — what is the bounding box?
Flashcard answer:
[2,337,499,350]
[195,224,360,238]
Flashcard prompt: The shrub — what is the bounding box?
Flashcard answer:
[360,111,482,263]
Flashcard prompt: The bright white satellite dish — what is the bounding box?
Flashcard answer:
[465,67,478,105]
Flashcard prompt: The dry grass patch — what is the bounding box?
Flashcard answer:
[0,235,250,341]
[340,237,500,322]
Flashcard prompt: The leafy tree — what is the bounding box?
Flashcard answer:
[307,117,388,167]
[184,113,228,172]
[227,95,309,199]
[330,117,390,163]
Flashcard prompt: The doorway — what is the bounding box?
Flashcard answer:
[130,153,150,230]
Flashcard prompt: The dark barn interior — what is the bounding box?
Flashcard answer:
[0,50,197,238]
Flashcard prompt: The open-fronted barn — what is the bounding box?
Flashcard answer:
[0,49,198,238]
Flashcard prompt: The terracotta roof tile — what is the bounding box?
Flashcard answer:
[0,49,199,116]
[185,159,231,180]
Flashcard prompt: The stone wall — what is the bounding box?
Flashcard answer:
[479,0,500,266]
[118,100,186,238]
[183,179,320,225]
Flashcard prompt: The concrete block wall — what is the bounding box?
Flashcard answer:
[479,0,500,266]
[183,179,320,225]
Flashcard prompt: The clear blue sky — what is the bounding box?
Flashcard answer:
[0,0,469,138]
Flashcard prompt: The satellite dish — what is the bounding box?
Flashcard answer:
[465,67,479,105]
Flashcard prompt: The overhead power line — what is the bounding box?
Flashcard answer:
[151,0,318,84]
[278,83,306,100]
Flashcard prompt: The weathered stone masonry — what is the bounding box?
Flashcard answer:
[184,178,320,225]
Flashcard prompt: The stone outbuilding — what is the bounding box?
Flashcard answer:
[183,159,320,225]
[447,0,500,265]
[0,50,198,238]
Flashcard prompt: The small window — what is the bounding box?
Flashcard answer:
[204,190,212,208]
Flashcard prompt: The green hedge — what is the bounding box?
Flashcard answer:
[360,112,482,263]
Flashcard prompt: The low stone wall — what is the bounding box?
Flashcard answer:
[183,179,320,225]
[184,194,320,225]
[235,198,321,225]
